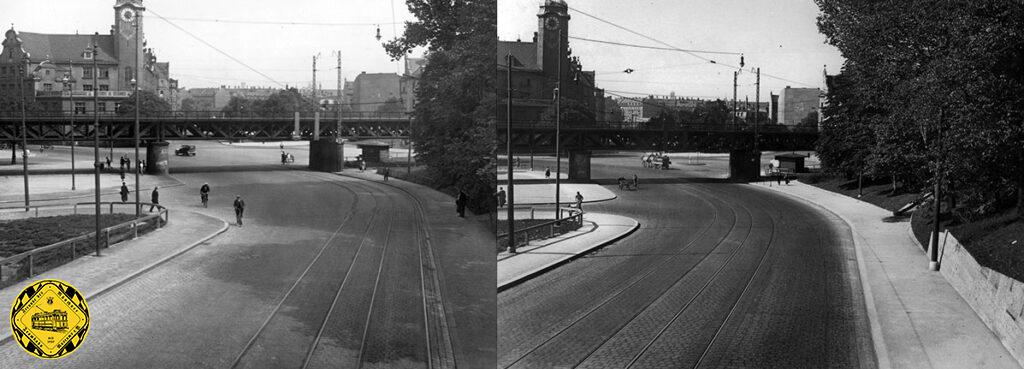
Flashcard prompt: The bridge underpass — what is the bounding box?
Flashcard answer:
[498,123,818,182]
[0,111,412,174]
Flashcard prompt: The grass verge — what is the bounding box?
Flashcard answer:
[0,214,136,257]
[495,218,583,253]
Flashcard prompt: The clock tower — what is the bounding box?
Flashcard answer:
[113,0,145,90]
[537,0,570,90]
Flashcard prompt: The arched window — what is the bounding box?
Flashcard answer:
[124,66,133,83]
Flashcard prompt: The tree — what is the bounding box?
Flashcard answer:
[384,0,495,213]
[221,96,252,117]
[252,88,316,118]
[179,97,198,112]
[797,111,818,127]
[816,0,1024,217]
[116,90,171,117]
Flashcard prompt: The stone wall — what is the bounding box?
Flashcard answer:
[938,230,1024,366]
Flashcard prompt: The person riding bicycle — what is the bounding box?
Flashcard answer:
[200,182,210,207]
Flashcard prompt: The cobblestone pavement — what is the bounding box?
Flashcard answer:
[0,168,488,368]
[498,181,876,368]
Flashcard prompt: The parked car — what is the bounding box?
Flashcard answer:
[175,145,196,156]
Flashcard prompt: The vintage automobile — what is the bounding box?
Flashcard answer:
[175,144,196,156]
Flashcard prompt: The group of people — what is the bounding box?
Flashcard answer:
[99,154,146,173]
[765,161,792,186]
[198,182,246,226]
[280,151,295,165]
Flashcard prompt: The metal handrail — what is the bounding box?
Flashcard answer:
[0,202,168,273]
[497,207,584,243]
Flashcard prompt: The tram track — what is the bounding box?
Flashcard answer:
[503,183,736,368]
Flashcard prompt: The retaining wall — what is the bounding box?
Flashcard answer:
[938,230,1024,366]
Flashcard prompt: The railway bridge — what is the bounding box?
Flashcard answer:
[0,110,412,173]
[498,122,819,181]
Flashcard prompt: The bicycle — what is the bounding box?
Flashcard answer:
[201,193,209,208]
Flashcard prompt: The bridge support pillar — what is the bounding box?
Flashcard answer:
[313,112,320,140]
[568,150,592,181]
[729,149,760,182]
[309,139,344,172]
[146,141,170,175]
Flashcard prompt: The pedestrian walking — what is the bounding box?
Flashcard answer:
[119,156,125,170]
[149,186,159,211]
[544,167,551,179]
[281,151,287,165]
[359,159,366,172]
[233,195,245,226]
[777,172,782,185]
[125,157,131,172]
[119,166,125,181]
[455,191,467,218]
[105,156,111,169]
[119,182,129,203]
[496,187,506,208]
[633,173,639,190]
[575,191,584,210]
[383,166,390,181]
[784,172,791,185]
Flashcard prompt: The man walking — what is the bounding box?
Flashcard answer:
[633,173,639,190]
[120,182,129,203]
[233,195,245,226]
[455,191,467,218]
[545,167,551,179]
[149,186,159,212]
[575,191,584,210]
[496,187,506,208]
[383,166,390,181]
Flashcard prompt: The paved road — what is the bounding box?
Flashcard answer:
[0,156,492,367]
[498,156,876,368]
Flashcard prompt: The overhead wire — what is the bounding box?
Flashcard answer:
[157,16,400,27]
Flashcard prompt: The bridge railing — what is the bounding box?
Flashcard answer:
[497,207,584,250]
[0,201,167,289]
[0,110,412,120]
[503,121,819,133]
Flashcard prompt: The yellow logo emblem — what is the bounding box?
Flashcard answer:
[9,279,90,359]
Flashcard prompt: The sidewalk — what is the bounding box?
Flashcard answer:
[0,209,228,343]
[497,212,639,291]
[502,183,616,205]
[0,173,182,204]
[757,181,1021,369]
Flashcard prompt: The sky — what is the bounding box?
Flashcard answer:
[1,0,418,89]
[498,0,847,101]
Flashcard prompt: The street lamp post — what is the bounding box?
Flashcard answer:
[91,42,101,257]
[18,55,31,210]
[929,109,944,271]
[506,52,516,253]
[133,15,141,217]
[63,63,76,190]
[554,28,563,219]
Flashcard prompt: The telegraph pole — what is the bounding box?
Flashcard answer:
[506,52,516,253]
[312,54,319,109]
[68,57,76,191]
[333,50,342,142]
[754,67,760,153]
[732,71,738,128]
[19,55,30,210]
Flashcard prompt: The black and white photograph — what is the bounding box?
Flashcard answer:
[0,0,495,368]
[497,0,1023,368]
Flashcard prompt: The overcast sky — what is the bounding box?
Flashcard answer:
[499,0,846,101]
[1,0,417,89]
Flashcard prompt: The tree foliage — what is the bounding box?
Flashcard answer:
[116,90,171,117]
[384,0,495,213]
[816,0,1024,217]
[221,96,252,117]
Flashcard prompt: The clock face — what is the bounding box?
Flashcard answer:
[121,8,136,23]
[545,17,559,30]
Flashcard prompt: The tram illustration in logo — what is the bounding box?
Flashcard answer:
[10,279,90,359]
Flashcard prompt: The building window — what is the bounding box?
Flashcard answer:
[44,69,51,76]
[99,85,109,91]
[124,67,133,83]
[83,84,93,91]
[43,83,53,91]
[83,51,93,59]
[114,102,123,111]
[100,68,110,79]
[97,102,106,112]
[83,68,93,79]
[74,102,85,114]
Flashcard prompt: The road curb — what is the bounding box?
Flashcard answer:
[0,178,186,204]
[753,182,892,369]
[0,212,230,346]
[497,216,640,293]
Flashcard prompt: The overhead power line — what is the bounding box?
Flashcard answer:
[158,16,400,27]
[569,36,740,55]
[568,6,816,88]
[148,8,287,88]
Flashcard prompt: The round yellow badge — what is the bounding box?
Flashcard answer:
[9,279,90,359]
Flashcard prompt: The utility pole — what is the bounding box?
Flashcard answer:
[68,57,76,191]
[312,54,319,111]
[506,52,516,253]
[929,109,944,271]
[754,67,760,153]
[732,71,738,128]
[19,55,30,210]
[133,15,141,217]
[91,42,101,257]
[554,27,563,219]
[333,50,342,142]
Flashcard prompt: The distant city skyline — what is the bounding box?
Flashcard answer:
[1,0,420,89]
[498,0,846,101]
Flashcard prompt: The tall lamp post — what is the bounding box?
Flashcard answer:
[133,12,141,217]
[18,54,32,210]
[62,65,76,190]
[506,52,516,253]
[90,42,101,257]
[553,27,563,219]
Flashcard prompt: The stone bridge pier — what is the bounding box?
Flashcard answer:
[308,139,345,172]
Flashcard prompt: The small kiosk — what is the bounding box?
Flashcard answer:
[774,152,807,173]
[355,140,392,164]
